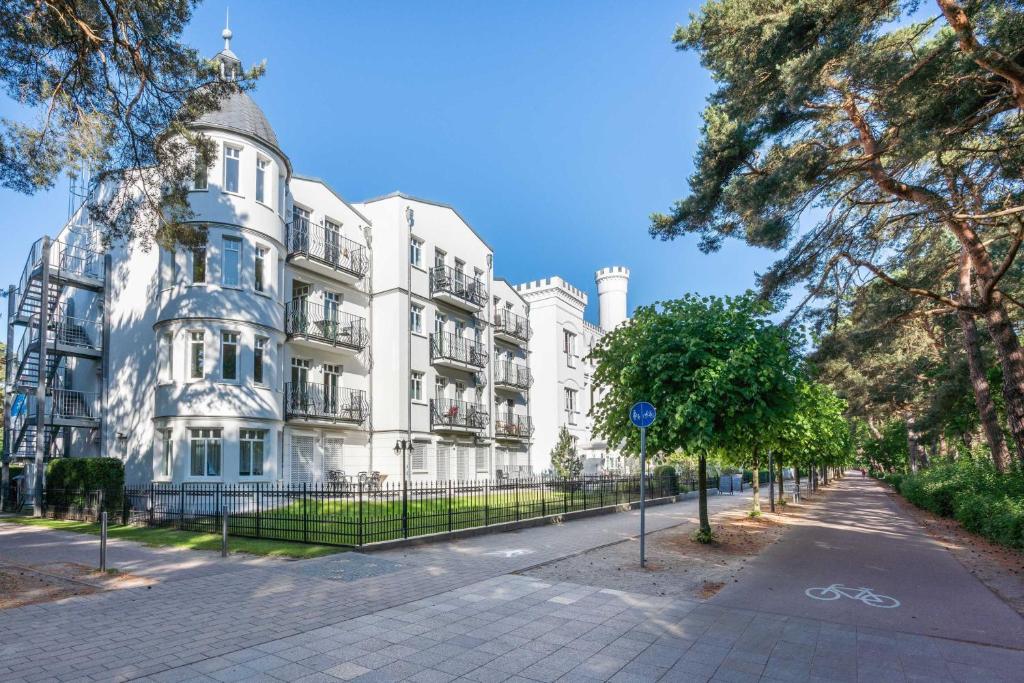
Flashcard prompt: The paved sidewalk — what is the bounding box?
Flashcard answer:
[0,490,752,682]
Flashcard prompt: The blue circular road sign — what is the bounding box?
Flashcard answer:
[630,402,656,428]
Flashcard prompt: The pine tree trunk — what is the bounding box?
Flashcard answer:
[982,300,1024,465]
[906,414,922,473]
[958,252,1010,472]
[698,453,710,536]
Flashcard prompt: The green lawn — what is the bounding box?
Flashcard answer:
[2,515,345,559]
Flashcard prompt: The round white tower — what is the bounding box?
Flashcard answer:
[595,266,630,330]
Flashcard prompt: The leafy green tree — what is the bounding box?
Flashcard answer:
[655,0,1024,464]
[550,426,582,478]
[591,293,798,541]
[0,0,263,248]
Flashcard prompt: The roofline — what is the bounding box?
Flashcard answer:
[193,121,294,176]
[291,173,373,226]
[493,276,528,304]
[359,191,493,252]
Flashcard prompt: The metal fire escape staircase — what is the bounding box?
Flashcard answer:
[6,238,106,462]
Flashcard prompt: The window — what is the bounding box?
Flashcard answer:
[159,249,173,291]
[189,428,222,477]
[192,247,207,284]
[410,304,423,334]
[160,429,172,478]
[189,332,205,379]
[410,371,423,401]
[254,337,267,386]
[255,157,269,204]
[255,246,268,293]
[222,236,241,286]
[221,331,239,381]
[434,249,446,269]
[160,333,173,382]
[564,330,577,368]
[565,388,578,424]
[476,447,489,474]
[410,237,423,267]
[435,376,447,398]
[411,443,427,473]
[224,145,241,193]
[193,150,208,190]
[239,429,266,476]
[434,314,445,336]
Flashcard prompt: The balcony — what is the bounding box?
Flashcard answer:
[429,265,485,311]
[430,398,488,433]
[285,301,368,353]
[494,308,531,346]
[285,383,368,425]
[495,413,533,441]
[287,218,369,282]
[13,390,101,430]
[430,332,488,371]
[494,361,532,392]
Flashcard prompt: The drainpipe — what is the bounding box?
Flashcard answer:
[365,224,374,472]
[405,206,413,480]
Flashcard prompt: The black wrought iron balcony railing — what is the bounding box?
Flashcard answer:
[429,265,485,308]
[494,361,532,389]
[494,308,531,343]
[285,300,368,351]
[495,413,533,439]
[430,398,488,431]
[430,332,488,368]
[287,217,369,278]
[285,383,368,424]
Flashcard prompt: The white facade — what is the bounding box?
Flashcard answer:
[515,268,630,475]
[2,30,641,491]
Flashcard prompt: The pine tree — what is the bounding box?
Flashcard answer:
[550,426,582,479]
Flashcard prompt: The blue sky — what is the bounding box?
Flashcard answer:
[0,0,783,325]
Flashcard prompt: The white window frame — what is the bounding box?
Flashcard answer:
[255,156,269,205]
[222,235,242,287]
[410,236,423,268]
[410,304,423,335]
[223,144,242,194]
[411,443,428,473]
[565,388,578,425]
[239,429,266,477]
[189,428,222,477]
[410,371,424,401]
[254,336,268,386]
[160,429,173,478]
[189,331,205,380]
[159,332,174,383]
[221,331,240,382]
[255,245,268,293]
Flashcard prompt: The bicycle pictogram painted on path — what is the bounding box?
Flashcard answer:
[805,584,900,608]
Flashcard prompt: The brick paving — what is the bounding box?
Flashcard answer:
[0,487,1021,682]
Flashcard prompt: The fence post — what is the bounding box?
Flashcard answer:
[302,482,308,544]
[564,477,569,515]
[447,480,453,532]
[179,485,185,530]
[484,480,489,527]
[357,480,364,547]
[256,482,262,539]
[148,482,155,527]
[402,479,409,540]
[121,486,129,525]
[99,511,107,572]
[582,478,588,511]
[221,505,228,557]
[542,478,547,517]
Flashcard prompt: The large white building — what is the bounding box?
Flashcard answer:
[1,29,629,499]
[516,267,630,474]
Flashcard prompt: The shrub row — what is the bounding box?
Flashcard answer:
[46,457,124,501]
[883,459,1024,550]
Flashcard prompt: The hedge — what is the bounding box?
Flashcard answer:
[652,464,680,495]
[46,457,124,502]
[884,459,1024,550]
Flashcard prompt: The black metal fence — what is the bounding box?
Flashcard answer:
[42,488,121,522]
[99,475,707,547]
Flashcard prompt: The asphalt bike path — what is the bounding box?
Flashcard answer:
[710,474,1024,649]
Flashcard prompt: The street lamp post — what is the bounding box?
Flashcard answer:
[394,440,409,538]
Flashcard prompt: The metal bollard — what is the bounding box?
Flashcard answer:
[100,511,108,572]
[221,505,228,558]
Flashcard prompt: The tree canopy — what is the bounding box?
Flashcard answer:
[0,0,263,248]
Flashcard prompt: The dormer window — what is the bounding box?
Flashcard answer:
[224,144,241,194]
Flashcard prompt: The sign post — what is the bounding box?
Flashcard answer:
[630,402,656,568]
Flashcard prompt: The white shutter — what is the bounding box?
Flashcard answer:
[411,444,428,472]
[475,447,489,474]
[324,438,344,475]
[437,444,451,481]
[290,435,315,485]
[457,446,471,480]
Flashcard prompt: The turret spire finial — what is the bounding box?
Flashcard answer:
[222,8,232,51]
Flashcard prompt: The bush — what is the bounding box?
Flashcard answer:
[46,457,124,503]
[891,458,1024,550]
[652,465,679,496]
